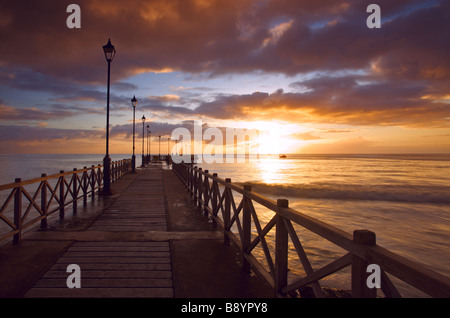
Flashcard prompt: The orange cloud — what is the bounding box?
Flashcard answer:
[1,0,449,156]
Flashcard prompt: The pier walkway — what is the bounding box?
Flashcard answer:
[0,165,272,298]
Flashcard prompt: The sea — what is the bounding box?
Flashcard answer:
[1,153,449,297]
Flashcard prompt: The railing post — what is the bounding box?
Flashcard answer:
[242,184,252,273]
[275,199,289,297]
[91,165,96,200]
[193,167,198,205]
[211,173,218,227]
[188,165,192,192]
[198,168,203,208]
[40,174,48,230]
[111,161,115,182]
[352,229,377,298]
[72,168,78,214]
[13,178,22,245]
[83,167,87,206]
[224,178,232,246]
[59,171,65,219]
[203,170,209,216]
[97,164,102,190]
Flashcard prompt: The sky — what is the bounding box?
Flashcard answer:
[0,0,449,155]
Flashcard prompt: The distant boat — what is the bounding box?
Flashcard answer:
[279,154,287,159]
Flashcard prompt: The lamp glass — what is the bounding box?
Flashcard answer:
[103,39,116,61]
[131,96,137,108]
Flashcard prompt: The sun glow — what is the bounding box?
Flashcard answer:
[239,121,302,155]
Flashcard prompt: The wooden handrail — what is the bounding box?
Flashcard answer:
[172,162,450,298]
[0,158,132,244]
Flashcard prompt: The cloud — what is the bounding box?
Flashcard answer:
[0,0,449,138]
[292,132,322,141]
[191,73,450,128]
[0,103,76,121]
[301,136,378,154]
[0,125,103,142]
[149,94,181,102]
[1,0,448,83]
[109,121,191,139]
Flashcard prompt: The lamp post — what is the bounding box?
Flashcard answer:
[159,135,161,160]
[131,95,137,173]
[142,115,146,167]
[102,38,116,195]
[146,125,150,162]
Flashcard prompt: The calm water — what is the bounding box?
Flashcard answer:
[0,154,137,185]
[1,153,449,297]
[0,153,135,242]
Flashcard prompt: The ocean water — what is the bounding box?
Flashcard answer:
[0,153,135,243]
[0,154,137,185]
[1,153,449,297]
[195,154,450,297]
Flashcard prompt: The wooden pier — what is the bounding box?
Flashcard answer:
[1,161,450,298]
[0,164,272,298]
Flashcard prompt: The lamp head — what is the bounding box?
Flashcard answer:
[131,95,137,108]
[103,38,116,62]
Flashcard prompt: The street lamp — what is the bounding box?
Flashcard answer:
[167,137,170,157]
[142,115,146,167]
[102,38,116,195]
[159,135,161,160]
[131,95,137,173]
[146,125,150,163]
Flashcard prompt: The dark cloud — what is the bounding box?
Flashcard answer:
[0,66,79,95]
[1,0,448,82]
[0,103,76,121]
[112,82,139,92]
[0,124,103,142]
[109,121,183,139]
[0,0,449,132]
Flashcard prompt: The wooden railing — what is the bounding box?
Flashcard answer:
[172,162,450,298]
[0,158,132,244]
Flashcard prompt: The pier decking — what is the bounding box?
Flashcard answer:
[2,162,450,299]
[0,165,272,298]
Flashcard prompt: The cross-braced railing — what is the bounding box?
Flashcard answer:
[0,158,132,244]
[172,162,450,298]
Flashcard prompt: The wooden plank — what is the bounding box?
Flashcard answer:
[91,221,167,226]
[71,241,169,247]
[43,270,172,279]
[56,257,171,264]
[25,287,173,298]
[33,278,173,288]
[68,246,170,252]
[62,251,170,257]
[87,226,167,231]
[96,212,166,217]
[48,263,171,271]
